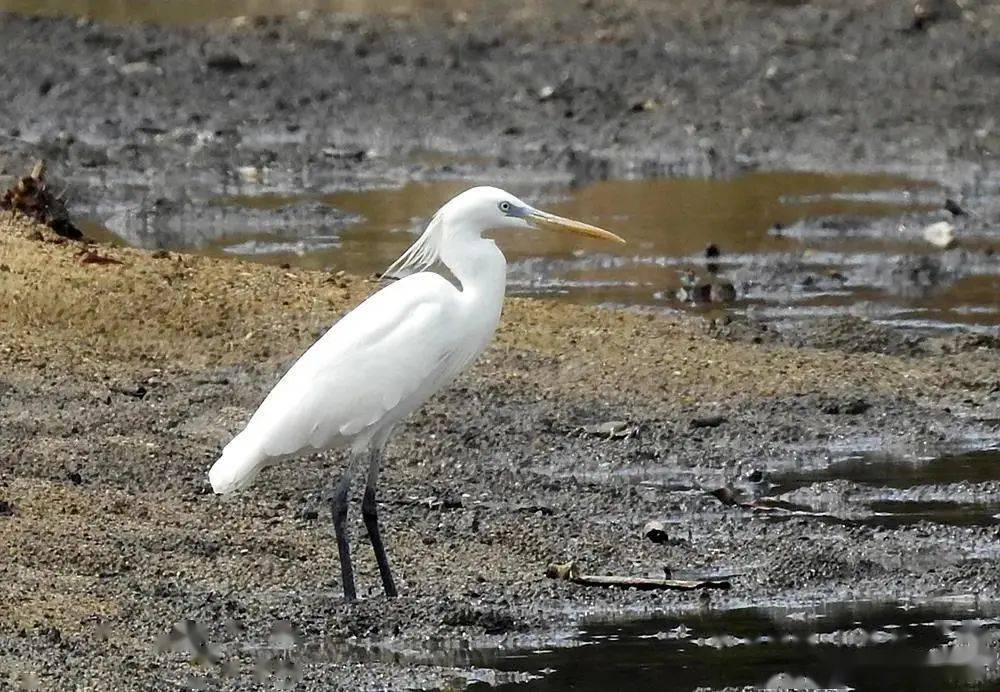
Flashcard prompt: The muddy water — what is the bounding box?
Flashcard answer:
[765,447,1000,528]
[88,170,1000,331]
[170,600,1000,690]
[775,448,1000,493]
[464,601,1000,692]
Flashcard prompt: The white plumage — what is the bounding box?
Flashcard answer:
[207,185,623,600]
[209,272,484,494]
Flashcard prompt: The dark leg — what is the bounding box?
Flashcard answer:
[361,449,397,598]
[328,472,356,602]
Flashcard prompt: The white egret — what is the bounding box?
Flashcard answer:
[208,186,624,601]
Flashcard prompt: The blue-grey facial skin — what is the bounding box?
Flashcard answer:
[500,201,532,219]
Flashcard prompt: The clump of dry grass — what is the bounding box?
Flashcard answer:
[0,211,364,373]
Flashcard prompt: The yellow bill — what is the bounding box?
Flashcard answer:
[526,209,626,244]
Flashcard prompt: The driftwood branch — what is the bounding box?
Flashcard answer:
[545,561,731,591]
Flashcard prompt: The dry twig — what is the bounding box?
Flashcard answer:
[545,561,731,591]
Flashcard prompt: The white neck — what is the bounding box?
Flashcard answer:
[440,234,507,320]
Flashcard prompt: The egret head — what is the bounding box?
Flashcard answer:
[384,185,623,279]
[442,186,626,243]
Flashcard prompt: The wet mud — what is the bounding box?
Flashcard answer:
[3,214,1000,690]
[2,0,1000,689]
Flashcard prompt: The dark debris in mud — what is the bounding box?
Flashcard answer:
[0,161,82,240]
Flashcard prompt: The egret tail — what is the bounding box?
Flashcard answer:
[209,434,266,495]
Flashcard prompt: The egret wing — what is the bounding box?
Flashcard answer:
[234,273,465,459]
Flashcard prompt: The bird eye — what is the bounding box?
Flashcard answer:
[499,201,511,213]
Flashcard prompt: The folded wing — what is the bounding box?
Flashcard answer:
[209,273,465,493]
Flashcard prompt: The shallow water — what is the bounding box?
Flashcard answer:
[165,599,1000,690]
[765,447,1000,528]
[774,448,1000,493]
[86,170,1000,331]
[165,600,1000,690]
[465,601,1000,692]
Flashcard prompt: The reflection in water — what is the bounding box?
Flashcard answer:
[88,171,1000,331]
[467,602,1000,692]
[154,603,1000,691]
